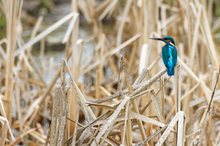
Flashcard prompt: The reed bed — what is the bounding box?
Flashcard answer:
[0,0,220,145]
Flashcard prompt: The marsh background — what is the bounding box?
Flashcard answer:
[0,0,220,145]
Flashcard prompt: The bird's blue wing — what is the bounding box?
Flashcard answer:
[162,45,177,76]
[172,46,177,66]
[162,46,169,68]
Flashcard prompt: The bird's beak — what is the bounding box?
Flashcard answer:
[149,37,164,41]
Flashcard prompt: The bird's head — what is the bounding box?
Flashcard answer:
[150,36,175,46]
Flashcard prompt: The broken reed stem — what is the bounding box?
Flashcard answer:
[50,86,68,146]
[175,65,184,146]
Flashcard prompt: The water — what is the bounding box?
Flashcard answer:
[33,27,94,83]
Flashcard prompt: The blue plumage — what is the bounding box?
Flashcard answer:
[162,44,177,76]
[150,36,177,76]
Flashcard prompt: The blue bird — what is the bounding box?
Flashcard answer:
[150,36,177,76]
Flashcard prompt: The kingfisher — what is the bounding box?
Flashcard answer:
[150,36,177,76]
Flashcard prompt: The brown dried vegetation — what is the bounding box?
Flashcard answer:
[0,0,220,145]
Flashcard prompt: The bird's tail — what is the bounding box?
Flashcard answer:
[167,67,175,76]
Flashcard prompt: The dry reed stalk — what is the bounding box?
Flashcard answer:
[1,0,22,145]
[77,0,92,23]
[62,13,79,44]
[121,100,130,145]
[87,0,96,19]
[14,79,22,132]
[175,65,184,146]
[27,15,44,55]
[180,82,200,101]
[135,126,167,146]
[70,103,79,146]
[23,105,39,131]
[150,90,164,122]
[201,7,219,69]
[133,55,161,87]
[189,5,202,67]
[207,68,220,113]
[29,130,46,144]
[131,112,166,128]
[67,1,80,136]
[50,86,68,146]
[98,0,117,21]
[132,69,166,94]
[0,96,14,141]
[95,34,105,100]
[96,0,111,14]
[116,0,132,46]
[138,44,148,74]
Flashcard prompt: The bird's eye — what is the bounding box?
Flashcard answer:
[167,40,171,43]
[167,40,175,45]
